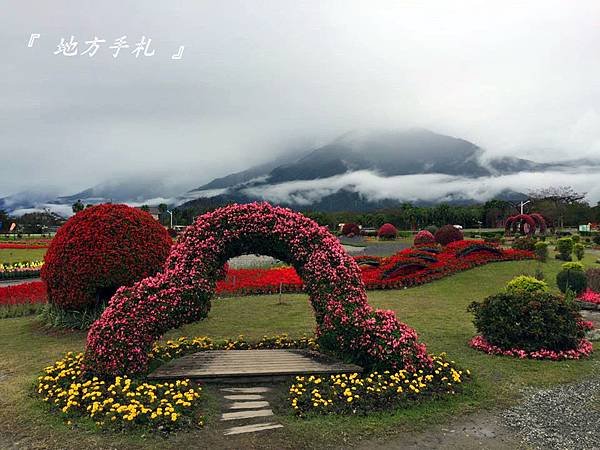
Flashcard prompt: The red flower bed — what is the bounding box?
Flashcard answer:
[0,281,47,306]
[216,240,532,296]
[578,289,600,304]
[3,241,533,306]
[468,335,593,360]
[0,242,49,249]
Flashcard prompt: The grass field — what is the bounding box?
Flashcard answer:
[0,251,598,449]
[0,248,47,264]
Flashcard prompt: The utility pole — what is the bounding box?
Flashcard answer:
[519,200,531,214]
[166,210,173,228]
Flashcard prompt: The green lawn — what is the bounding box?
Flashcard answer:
[0,248,47,264]
[0,254,598,449]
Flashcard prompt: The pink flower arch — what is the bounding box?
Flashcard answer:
[85,203,431,376]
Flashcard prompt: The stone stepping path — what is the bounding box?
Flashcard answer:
[220,386,283,436]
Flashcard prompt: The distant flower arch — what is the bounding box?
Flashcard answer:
[85,203,431,376]
[505,213,546,235]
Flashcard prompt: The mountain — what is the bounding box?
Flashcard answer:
[3,128,598,215]
[178,129,546,212]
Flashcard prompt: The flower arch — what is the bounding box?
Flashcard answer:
[505,213,545,235]
[85,203,431,376]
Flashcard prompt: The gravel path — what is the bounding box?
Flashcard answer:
[501,363,600,450]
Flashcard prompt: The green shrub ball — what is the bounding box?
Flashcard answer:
[468,291,585,352]
[556,268,587,296]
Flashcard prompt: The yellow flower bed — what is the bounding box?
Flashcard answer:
[37,334,317,431]
[36,336,470,432]
[37,352,202,431]
[289,354,470,415]
[149,334,318,363]
[0,260,44,272]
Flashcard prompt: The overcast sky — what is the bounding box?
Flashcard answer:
[2,0,600,199]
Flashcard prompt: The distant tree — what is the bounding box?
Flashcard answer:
[140,205,150,212]
[157,203,169,226]
[18,211,65,233]
[483,199,515,228]
[72,200,85,214]
[0,209,9,231]
[529,186,586,228]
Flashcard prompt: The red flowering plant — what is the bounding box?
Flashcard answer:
[341,222,360,237]
[377,223,398,240]
[85,203,432,376]
[41,204,172,311]
[0,239,51,249]
[0,281,47,306]
[414,230,435,246]
[434,224,464,246]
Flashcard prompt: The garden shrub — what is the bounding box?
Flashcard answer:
[413,229,435,246]
[425,225,439,235]
[534,241,548,262]
[556,266,587,296]
[556,237,574,261]
[574,243,585,261]
[562,261,584,271]
[585,268,600,293]
[434,224,464,246]
[593,234,600,246]
[506,275,548,294]
[571,234,581,243]
[341,222,360,237]
[512,236,536,252]
[377,223,398,240]
[468,290,587,353]
[41,204,172,312]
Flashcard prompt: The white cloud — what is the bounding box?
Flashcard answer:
[242,169,600,205]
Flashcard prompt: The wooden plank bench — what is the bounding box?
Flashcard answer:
[148,349,363,382]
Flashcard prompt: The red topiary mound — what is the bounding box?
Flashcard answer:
[414,229,435,246]
[435,224,464,246]
[341,223,361,237]
[377,223,398,239]
[41,204,172,311]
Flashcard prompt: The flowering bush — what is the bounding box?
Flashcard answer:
[85,203,431,376]
[414,230,435,246]
[0,260,43,279]
[377,223,398,240]
[341,223,361,236]
[468,289,592,357]
[434,225,463,246]
[41,204,172,311]
[289,354,469,416]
